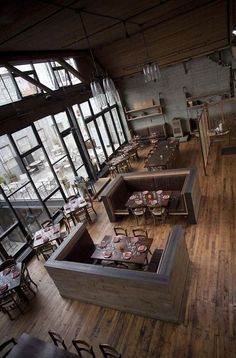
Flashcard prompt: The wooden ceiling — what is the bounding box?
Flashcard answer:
[0,0,231,77]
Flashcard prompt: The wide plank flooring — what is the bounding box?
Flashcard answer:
[0,138,236,357]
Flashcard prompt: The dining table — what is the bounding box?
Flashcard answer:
[33,223,61,248]
[125,190,172,209]
[8,333,78,358]
[146,141,178,169]
[91,234,153,267]
[0,262,22,296]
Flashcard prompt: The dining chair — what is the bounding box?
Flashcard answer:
[99,343,121,358]
[132,228,148,238]
[41,220,53,228]
[0,291,24,320]
[20,263,38,297]
[113,227,127,236]
[48,331,67,350]
[59,215,71,242]
[26,234,41,260]
[0,338,17,357]
[73,208,88,224]
[131,207,146,226]
[0,258,15,272]
[148,206,166,225]
[85,195,97,218]
[72,339,96,357]
[38,242,57,260]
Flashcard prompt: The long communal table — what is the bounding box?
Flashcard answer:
[146,140,178,169]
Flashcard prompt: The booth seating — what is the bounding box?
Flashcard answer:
[133,124,167,144]
[45,224,190,323]
[101,168,201,224]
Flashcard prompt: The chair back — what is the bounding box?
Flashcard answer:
[0,258,15,272]
[114,227,127,236]
[41,220,53,228]
[99,344,121,358]
[72,339,96,357]
[132,228,148,238]
[0,338,17,357]
[48,331,67,350]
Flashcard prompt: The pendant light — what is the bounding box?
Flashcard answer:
[141,30,161,83]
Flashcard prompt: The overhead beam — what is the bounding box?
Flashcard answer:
[56,58,88,84]
[0,50,88,64]
[4,63,56,96]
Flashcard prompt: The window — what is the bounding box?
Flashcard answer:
[33,62,56,90]
[16,136,32,153]
[0,145,14,163]
[54,112,70,132]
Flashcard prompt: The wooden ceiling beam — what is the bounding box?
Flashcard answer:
[4,62,56,96]
[56,58,88,84]
[0,50,88,64]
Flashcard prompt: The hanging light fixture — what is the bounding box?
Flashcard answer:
[79,12,119,109]
[141,30,161,83]
[79,12,106,110]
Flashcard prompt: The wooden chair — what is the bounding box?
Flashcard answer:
[85,195,97,218]
[20,263,38,297]
[73,208,88,224]
[38,242,57,260]
[59,215,71,242]
[26,234,41,260]
[0,291,24,320]
[0,338,17,357]
[148,206,166,225]
[72,339,96,357]
[131,207,146,225]
[41,220,53,228]
[48,331,67,350]
[0,258,15,272]
[132,228,148,238]
[114,227,127,236]
[99,343,121,358]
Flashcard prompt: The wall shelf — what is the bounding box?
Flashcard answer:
[125,104,161,114]
[127,112,163,121]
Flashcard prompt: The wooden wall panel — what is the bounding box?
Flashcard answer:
[95,0,229,77]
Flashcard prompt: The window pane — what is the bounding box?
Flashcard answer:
[15,64,33,71]
[0,194,17,232]
[54,112,70,132]
[63,134,83,169]
[23,148,58,200]
[104,112,119,149]
[89,97,100,114]
[53,157,74,197]
[1,227,26,257]
[8,185,47,235]
[84,139,100,173]
[54,69,71,87]
[111,108,126,144]
[80,101,91,119]
[76,165,88,179]
[45,190,64,217]
[34,63,56,90]
[95,116,113,157]
[0,135,29,192]
[35,116,65,163]
[73,105,89,140]
[87,122,106,164]
[0,68,19,105]
[15,76,39,97]
[12,126,38,154]
[66,58,81,85]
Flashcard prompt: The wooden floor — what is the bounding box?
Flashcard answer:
[1,138,236,357]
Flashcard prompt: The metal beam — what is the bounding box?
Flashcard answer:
[56,58,88,84]
[4,63,56,96]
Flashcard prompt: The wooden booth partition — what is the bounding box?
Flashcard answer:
[45,224,190,323]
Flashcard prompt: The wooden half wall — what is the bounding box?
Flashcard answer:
[45,224,190,323]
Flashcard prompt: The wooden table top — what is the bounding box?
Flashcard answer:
[8,333,77,358]
[63,197,87,215]
[125,191,171,209]
[33,224,60,248]
[146,143,177,167]
[0,262,22,294]
[91,235,153,265]
[108,155,129,167]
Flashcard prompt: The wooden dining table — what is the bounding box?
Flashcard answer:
[146,141,178,169]
[63,197,91,224]
[125,190,172,209]
[33,223,61,248]
[0,262,22,296]
[91,234,153,266]
[8,333,77,358]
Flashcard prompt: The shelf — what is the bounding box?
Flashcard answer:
[125,104,161,114]
[127,112,163,121]
[186,90,230,101]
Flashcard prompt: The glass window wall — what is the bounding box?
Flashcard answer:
[104,112,120,149]
[86,122,106,164]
